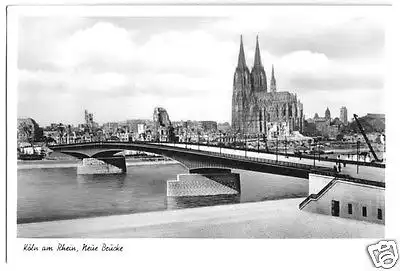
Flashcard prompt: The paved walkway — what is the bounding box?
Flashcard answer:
[18,198,384,238]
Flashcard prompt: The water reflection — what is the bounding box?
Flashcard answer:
[166,194,240,210]
[76,173,126,189]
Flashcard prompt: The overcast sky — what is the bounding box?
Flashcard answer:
[17,6,387,126]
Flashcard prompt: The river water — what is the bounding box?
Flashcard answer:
[17,163,307,224]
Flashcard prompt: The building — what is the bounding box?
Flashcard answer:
[340,106,348,125]
[217,122,231,133]
[309,108,341,139]
[103,122,119,134]
[153,107,174,142]
[301,172,385,224]
[231,36,304,138]
[200,121,217,132]
[366,113,385,120]
[324,107,331,122]
[137,123,146,135]
[84,110,94,129]
[314,118,330,136]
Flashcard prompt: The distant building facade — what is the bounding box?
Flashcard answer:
[366,113,385,120]
[231,36,304,137]
[84,110,95,131]
[200,121,217,132]
[340,106,348,125]
[324,107,331,122]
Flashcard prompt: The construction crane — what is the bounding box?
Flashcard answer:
[353,114,383,163]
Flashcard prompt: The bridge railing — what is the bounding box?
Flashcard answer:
[186,147,332,172]
[159,141,385,168]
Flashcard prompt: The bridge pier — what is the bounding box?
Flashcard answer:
[167,168,241,197]
[77,156,127,175]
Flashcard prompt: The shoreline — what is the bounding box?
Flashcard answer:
[17,159,180,169]
[17,197,384,238]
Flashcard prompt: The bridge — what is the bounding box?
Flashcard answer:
[49,141,335,179]
[50,141,385,180]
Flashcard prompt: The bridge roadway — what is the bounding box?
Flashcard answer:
[160,143,385,182]
[50,142,336,179]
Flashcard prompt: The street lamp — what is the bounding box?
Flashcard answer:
[257,133,260,153]
[245,134,248,158]
[357,139,360,174]
[197,129,200,151]
[313,149,316,167]
[276,137,278,162]
[313,138,316,167]
[264,133,268,153]
[219,130,222,155]
[318,139,321,161]
[285,136,288,158]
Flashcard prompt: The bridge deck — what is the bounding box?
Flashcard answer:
[49,141,384,182]
[164,143,385,182]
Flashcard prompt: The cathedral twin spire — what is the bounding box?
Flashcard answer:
[253,35,262,67]
[237,35,247,71]
[236,35,275,93]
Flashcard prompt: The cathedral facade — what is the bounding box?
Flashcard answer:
[231,36,304,138]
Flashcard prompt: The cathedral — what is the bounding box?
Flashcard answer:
[231,36,304,138]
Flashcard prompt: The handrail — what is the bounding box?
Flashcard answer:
[299,177,338,210]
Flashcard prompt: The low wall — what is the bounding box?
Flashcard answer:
[303,174,385,224]
[77,156,126,174]
[167,171,241,197]
[309,173,335,195]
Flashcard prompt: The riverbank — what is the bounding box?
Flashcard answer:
[17,198,384,238]
[17,159,179,169]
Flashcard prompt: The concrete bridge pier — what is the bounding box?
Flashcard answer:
[77,156,127,175]
[167,168,241,197]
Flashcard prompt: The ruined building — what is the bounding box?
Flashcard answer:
[153,107,174,142]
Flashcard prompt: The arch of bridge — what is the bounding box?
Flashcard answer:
[59,148,124,158]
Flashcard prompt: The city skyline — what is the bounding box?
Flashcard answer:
[17,6,387,126]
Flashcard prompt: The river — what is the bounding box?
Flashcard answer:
[17,162,308,224]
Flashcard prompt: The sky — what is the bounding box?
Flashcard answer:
[16,6,388,126]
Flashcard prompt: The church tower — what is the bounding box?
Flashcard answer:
[232,35,251,133]
[270,65,277,92]
[325,107,331,122]
[250,36,268,93]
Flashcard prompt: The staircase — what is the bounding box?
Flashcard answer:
[299,172,385,210]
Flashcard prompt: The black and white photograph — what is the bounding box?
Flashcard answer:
[3,1,400,270]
